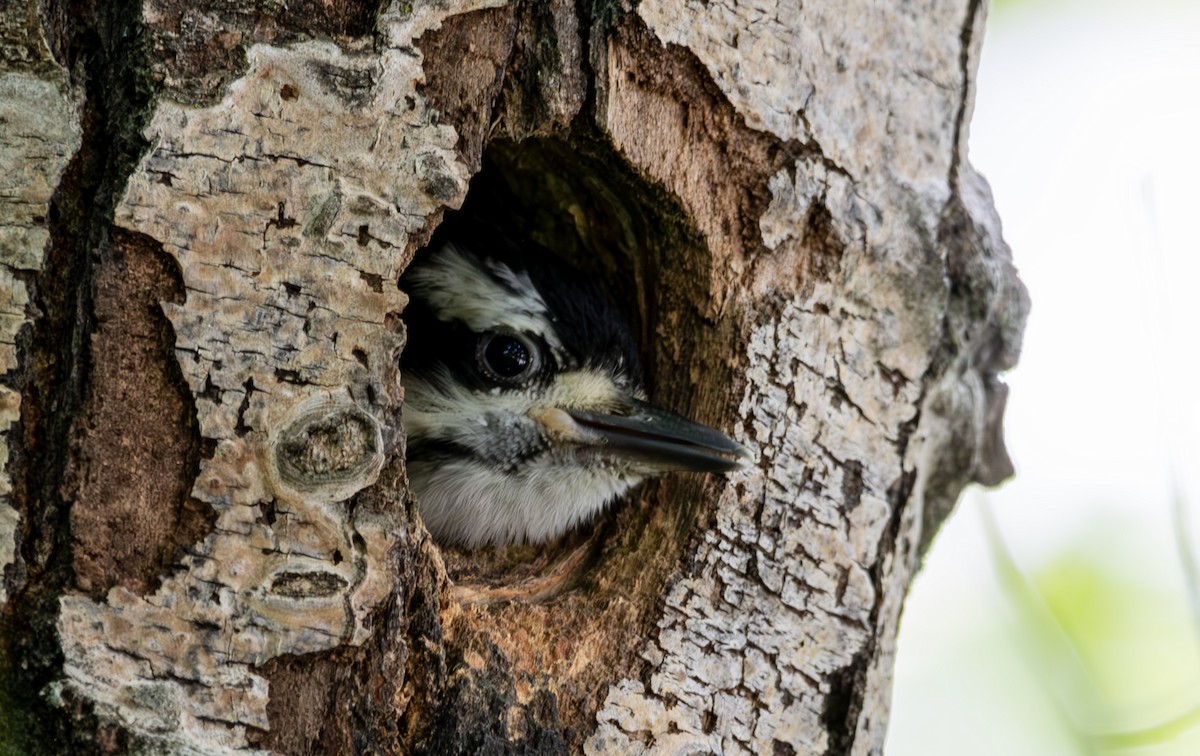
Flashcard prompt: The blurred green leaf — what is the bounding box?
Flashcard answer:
[986,507,1200,754]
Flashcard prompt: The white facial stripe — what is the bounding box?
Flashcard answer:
[402,367,629,445]
[406,243,565,357]
[401,370,539,466]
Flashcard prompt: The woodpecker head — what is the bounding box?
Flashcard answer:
[400,221,748,548]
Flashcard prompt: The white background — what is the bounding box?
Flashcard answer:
[888,1,1200,753]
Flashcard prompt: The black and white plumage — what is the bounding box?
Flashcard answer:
[400,221,747,548]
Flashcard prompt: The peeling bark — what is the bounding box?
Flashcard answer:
[0,0,82,609]
[0,0,1026,753]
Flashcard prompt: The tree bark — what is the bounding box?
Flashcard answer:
[0,0,1026,753]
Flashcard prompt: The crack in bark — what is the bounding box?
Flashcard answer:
[949,0,985,194]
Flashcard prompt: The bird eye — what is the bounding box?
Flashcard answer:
[476,331,540,385]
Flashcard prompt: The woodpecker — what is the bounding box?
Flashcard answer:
[400,220,748,548]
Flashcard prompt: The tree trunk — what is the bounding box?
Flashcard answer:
[0,0,1026,753]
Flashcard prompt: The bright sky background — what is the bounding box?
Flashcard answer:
[888,0,1200,753]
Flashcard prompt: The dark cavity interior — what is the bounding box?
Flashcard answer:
[406,135,712,591]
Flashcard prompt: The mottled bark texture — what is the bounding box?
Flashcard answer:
[0,0,1026,753]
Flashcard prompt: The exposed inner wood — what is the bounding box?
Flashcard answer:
[65,229,209,598]
[0,0,1027,752]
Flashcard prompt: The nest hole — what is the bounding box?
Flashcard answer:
[405,135,723,602]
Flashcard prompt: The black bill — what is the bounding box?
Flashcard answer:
[568,399,750,473]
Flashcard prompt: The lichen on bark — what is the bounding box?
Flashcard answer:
[54,4,501,749]
[585,1,1025,754]
[2,0,1026,752]
[0,3,82,607]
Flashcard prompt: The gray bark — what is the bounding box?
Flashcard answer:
[0,0,1025,753]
